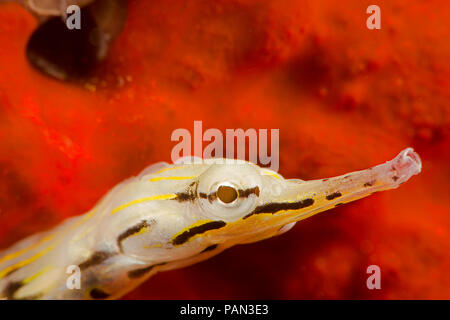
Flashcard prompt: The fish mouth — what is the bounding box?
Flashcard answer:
[390,148,422,184]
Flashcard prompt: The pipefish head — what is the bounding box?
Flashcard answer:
[108,149,421,265]
[164,149,421,251]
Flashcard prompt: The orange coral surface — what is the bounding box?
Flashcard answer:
[0,0,449,299]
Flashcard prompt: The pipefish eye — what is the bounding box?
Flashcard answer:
[216,185,238,204]
[196,163,262,221]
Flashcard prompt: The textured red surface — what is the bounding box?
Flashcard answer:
[0,0,449,299]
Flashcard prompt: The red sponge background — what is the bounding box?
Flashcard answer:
[0,0,449,299]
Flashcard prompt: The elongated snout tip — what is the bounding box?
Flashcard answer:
[393,147,422,180]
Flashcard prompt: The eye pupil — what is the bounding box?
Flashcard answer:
[217,185,238,204]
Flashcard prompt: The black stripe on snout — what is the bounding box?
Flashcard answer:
[172,221,226,245]
[326,192,342,200]
[364,180,375,187]
[201,244,218,253]
[117,220,152,252]
[244,198,315,219]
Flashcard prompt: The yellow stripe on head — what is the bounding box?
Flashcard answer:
[111,194,177,215]
[155,166,186,174]
[262,170,282,179]
[148,176,196,182]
